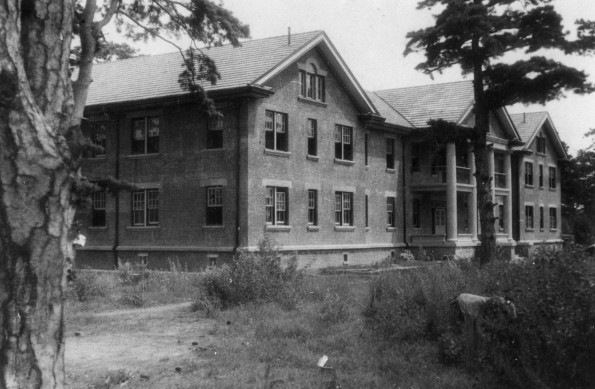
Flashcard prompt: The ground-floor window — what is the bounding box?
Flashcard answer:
[525,205,534,229]
[206,186,223,225]
[335,192,353,226]
[266,186,288,225]
[307,189,317,225]
[132,189,159,226]
[387,197,395,227]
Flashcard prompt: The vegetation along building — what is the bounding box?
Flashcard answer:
[77,31,564,269]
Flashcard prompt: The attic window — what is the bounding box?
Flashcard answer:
[299,64,325,102]
[536,134,546,154]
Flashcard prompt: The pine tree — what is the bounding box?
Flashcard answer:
[405,0,593,264]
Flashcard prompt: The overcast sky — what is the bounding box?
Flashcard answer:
[106,0,595,155]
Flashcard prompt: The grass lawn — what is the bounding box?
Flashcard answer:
[64,269,481,389]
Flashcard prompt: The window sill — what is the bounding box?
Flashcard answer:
[539,186,544,190]
[334,158,354,166]
[307,225,320,232]
[550,228,558,232]
[204,225,224,229]
[127,226,160,230]
[536,152,546,157]
[264,149,291,158]
[126,153,161,159]
[307,155,319,162]
[386,168,396,174]
[266,225,291,232]
[297,96,327,108]
[334,226,355,232]
[525,185,534,189]
[549,187,557,192]
[365,227,370,232]
[88,226,107,230]
[386,226,396,232]
[525,228,534,232]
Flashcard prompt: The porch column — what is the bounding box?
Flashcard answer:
[468,148,478,241]
[504,152,513,240]
[446,142,458,241]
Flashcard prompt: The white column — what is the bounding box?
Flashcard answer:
[446,142,458,241]
[505,152,513,240]
[468,148,478,241]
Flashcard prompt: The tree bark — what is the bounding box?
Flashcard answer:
[0,1,75,388]
[472,19,497,265]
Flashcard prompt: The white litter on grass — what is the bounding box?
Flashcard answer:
[317,355,328,368]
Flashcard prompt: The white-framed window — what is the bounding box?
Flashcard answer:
[132,189,159,226]
[307,189,317,225]
[206,186,223,226]
[299,64,325,102]
[335,125,353,161]
[387,197,395,227]
[539,206,545,230]
[335,192,353,226]
[131,116,159,155]
[549,166,557,189]
[307,118,317,156]
[386,138,395,169]
[265,187,288,225]
[525,162,533,186]
[265,110,288,152]
[525,205,534,229]
[91,190,106,227]
[90,122,107,158]
[549,207,557,230]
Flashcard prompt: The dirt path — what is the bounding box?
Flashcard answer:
[65,302,217,388]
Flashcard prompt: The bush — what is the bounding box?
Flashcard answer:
[478,249,595,388]
[364,262,470,341]
[67,270,107,302]
[196,237,303,309]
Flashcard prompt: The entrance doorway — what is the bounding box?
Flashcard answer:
[433,208,446,235]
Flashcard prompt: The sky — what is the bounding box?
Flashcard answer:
[104,0,595,155]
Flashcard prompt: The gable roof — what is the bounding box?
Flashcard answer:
[85,31,377,114]
[510,112,567,158]
[374,81,474,128]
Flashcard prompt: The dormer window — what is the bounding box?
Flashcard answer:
[299,64,325,102]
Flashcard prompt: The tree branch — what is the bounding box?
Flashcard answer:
[96,0,120,30]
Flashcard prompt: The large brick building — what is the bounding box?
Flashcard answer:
[77,31,564,269]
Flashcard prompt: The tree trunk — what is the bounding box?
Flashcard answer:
[0,1,76,388]
[473,77,497,265]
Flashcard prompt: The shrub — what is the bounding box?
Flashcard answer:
[318,290,353,324]
[196,237,303,309]
[68,270,107,302]
[478,248,595,388]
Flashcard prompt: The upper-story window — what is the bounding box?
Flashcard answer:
[386,139,395,170]
[300,64,325,102]
[307,119,317,156]
[549,166,557,189]
[335,124,353,161]
[536,134,546,154]
[265,110,288,152]
[525,162,534,186]
[207,115,224,149]
[539,164,544,188]
[90,122,107,158]
[91,190,106,227]
[132,116,159,155]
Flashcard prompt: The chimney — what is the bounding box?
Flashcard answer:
[288,27,291,46]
